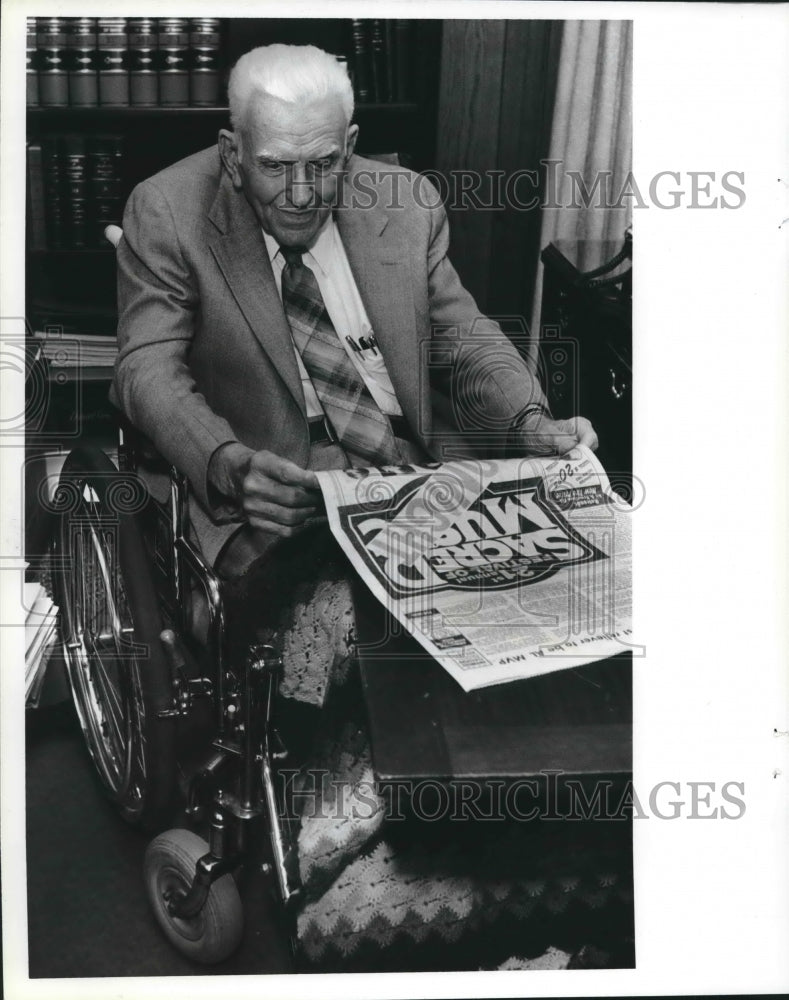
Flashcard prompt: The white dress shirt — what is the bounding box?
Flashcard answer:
[262,219,403,419]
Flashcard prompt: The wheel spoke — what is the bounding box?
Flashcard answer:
[89,647,126,757]
[68,641,123,789]
[57,457,174,829]
[66,503,129,788]
[128,663,148,782]
[82,510,129,767]
[84,507,123,640]
[74,530,87,637]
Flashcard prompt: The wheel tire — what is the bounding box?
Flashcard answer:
[52,447,176,831]
[144,829,244,964]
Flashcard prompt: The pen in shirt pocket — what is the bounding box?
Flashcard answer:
[359,332,379,355]
[346,332,379,357]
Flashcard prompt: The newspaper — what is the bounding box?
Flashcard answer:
[316,446,632,691]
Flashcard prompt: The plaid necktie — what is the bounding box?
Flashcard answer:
[280,246,402,466]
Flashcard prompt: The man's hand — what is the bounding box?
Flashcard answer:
[515,413,599,457]
[210,442,323,538]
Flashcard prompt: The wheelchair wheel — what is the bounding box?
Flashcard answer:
[144,829,244,964]
[53,447,176,831]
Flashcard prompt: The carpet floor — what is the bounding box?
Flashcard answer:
[25,693,293,979]
[25,666,634,978]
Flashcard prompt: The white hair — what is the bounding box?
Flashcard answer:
[228,44,354,133]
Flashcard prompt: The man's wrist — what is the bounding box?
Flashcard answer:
[208,441,253,503]
[506,402,554,453]
[512,402,552,433]
[518,402,552,420]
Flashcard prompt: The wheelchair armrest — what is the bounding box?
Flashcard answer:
[117,418,226,667]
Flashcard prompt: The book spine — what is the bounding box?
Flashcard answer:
[27,142,47,251]
[369,20,385,104]
[88,135,124,247]
[62,134,89,249]
[189,18,222,107]
[394,19,411,102]
[350,19,371,104]
[41,136,66,250]
[67,18,98,108]
[97,18,129,107]
[128,18,158,107]
[158,18,190,107]
[27,18,39,106]
[37,18,69,107]
[384,21,396,104]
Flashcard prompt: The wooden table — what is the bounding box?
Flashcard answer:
[354,585,632,801]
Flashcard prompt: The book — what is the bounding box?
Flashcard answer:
[27,17,39,106]
[67,17,98,107]
[158,18,190,107]
[384,22,396,104]
[128,17,158,107]
[41,136,66,250]
[97,17,129,107]
[350,20,371,104]
[394,19,411,102]
[369,20,386,103]
[87,134,124,247]
[34,134,125,250]
[62,134,89,249]
[37,17,69,107]
[27,142,47,251]
[189,18,222,107]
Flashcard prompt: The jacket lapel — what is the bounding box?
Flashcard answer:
[337,162,425,441]
[207,172,305,415]
[206,158,426,436]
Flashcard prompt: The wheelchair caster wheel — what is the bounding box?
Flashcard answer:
[144,829,243,964]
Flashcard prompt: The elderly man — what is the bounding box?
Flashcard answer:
[111,44,613,967]
[113,43,596,580]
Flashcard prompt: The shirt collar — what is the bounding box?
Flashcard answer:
[262,215,336,278]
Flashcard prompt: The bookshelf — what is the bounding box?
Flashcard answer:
[25,16,442,314]
[25,17,443,564]
[26,18,442,272]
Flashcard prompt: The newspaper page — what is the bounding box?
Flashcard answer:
[316,446,632,691]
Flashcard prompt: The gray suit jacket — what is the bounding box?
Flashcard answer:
[113,147,547,564]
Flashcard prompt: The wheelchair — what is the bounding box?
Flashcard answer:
[50,434,637,970]
[48,231,634,972]
[51,426,307,964]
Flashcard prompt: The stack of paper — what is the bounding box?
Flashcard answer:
[24,575,59,709]
[32,330,117,368]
